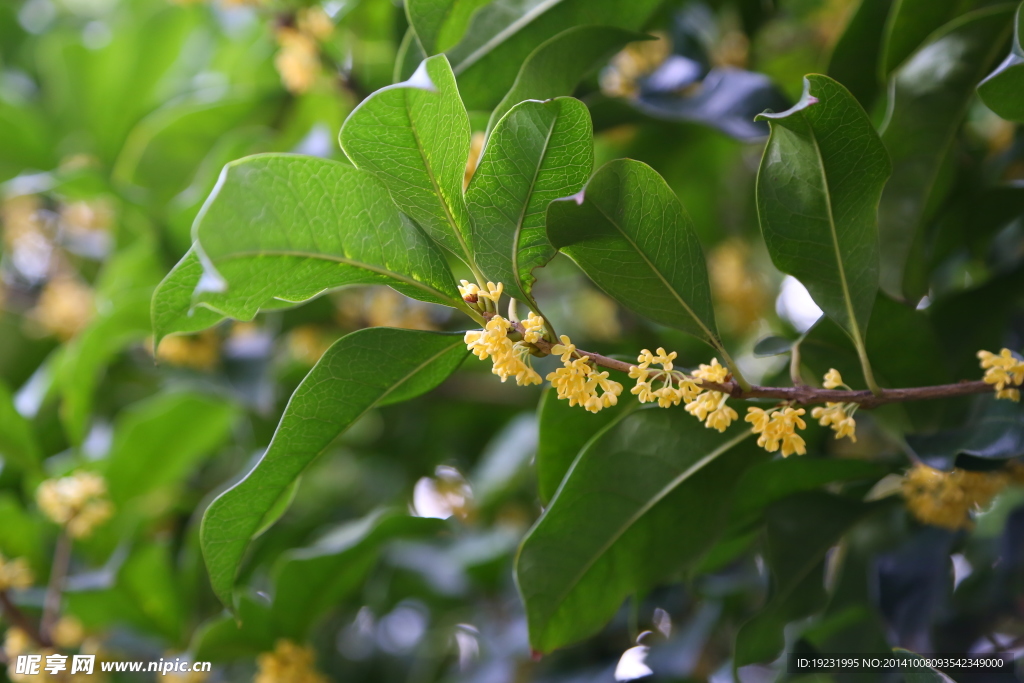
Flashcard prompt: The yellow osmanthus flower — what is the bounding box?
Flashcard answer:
[0,552,34,591]
[902,464,1008,530]
[275,28,320,94]
[465,315,542,386]
[630,348,702,408]
[3,627,30,658]
[600,32,671,98]
[37,472,114,539]
[811,402,857,442]
[745,406,807,456]
[521,311,546,344]
[822,368,846,390]
[547,335,623,413]
[296,6,334,40]
[978,348,1024,401]
[458,279,481,302]
[684,358,738,432]
[52,616,85,649]
[255,639,329,683]
[30,277,94,341]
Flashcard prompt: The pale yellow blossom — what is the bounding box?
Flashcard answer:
[746,406,807,456]
[255,640,329,683]
[822,368,846,390]
[37,472,114,539]
[902,464,1008,530]
[275,28,320,94]
[521,312,546,344]
[0,553,33,591]
[978,348,1024,401]
[811,402,857,442]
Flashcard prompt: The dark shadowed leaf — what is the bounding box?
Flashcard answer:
[875,529,954,647]
[200,328,468,608]
[271,510,447,639]
[978,3,1024,123]
[339,55,474,264]
[753,336,794,357]
[878,5,1016,300]
[547,159,724,352]
[735,492,873,666]
[756,75,890,359]
[906,396,1024,467]
[827,0,893,110]
[517,408,762,653]
[466,97,593,305]
[880,0,963,77]
[406,0,491,54]
[487,25,650,134]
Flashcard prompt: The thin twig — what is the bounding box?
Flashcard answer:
[40,531,70,641]
[486,313,1005,409]
[0,590,49,647]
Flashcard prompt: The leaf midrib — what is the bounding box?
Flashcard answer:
[451,0,565,74]
[510,110,559,304]
[206,249,460,308]
[589,200,720,348]
[541,430,749,622]
[205,335,466,595]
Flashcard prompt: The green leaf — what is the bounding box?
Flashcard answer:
[151,247,227,344]
[880,0,962,78]
[395,27,429,83]
[827,0,893,109]
[752,336,794,357]
[978,3,1024,123]
[487,25,650,135]
[735,492,873,667]
[0,378,41,474]
[755,75,891,371]
[517,408,762,653]
[271,510,446,639]
[466,97,593,305]
[877,5,1016,300]
[547,159,724,353]
[201,328,468,608]
[339,55,475,265]
[191,154,466,321]
[446,0,663,110]
[103,392,237,509]
[895,649,950,681]
[906,396,1024,466]
[406,0,492,54]
[535,386,629,505]
[191,596,276,662]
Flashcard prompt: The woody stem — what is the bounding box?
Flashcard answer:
[487,313,1007,408]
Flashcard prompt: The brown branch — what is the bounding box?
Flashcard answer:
[486,313,1002,409]
[40,531,70,642]
[0,590,50,647]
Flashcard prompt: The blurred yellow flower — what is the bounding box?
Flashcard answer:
[464,131,486,189]
[154,331,220,371]
[37,472,114,539]
[296,6,334,40]
[52,616,85,649]
[275,28,320,94]
[255,639,329,683]
[0,553,34,591]
[29,277,94,341]
[902,464,1008,530]
[708,240,766,335]
[600,33,671,99]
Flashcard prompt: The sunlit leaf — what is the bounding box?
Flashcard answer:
[978,3,1024,123]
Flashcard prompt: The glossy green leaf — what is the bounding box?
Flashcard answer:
[906,396,1024,466]
[547,159,723,350]
[339,55,474,264]
[756,75,890,357]
[880,0,961,77]
[272,510,446,638]
[535,386,629,505]
[735,492,872,666]
[517,408,761,653]
[487,25,650,134]
[0,379,41,474]
[466,97,593,304]
[104,392,237,508]
[447,0,662,110]
[406,0,491,54]
[191,154,465,321]
[151,247,227,344]
[827,0,893,109]
[201,328,468,608]
[978,3,1024,123]
[878,5,1016,300]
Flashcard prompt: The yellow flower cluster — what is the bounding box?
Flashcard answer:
[37,472,114,539]
[811,402,857,441]
[902,464,1008,530]
[547,335,623,413]
[978,348,1024,401]
[255,640,329,683]
[629,348,702,408]
[0,552,33,591]
[154,331,220,371]
[745,406,807,456]
[458,280,503,307]
[521,311,546,343]
[685,359,737,432]
[274,7,335,95]
[464,315,541,386]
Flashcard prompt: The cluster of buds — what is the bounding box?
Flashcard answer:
[0,552,34,591]
[546,335,623,413]
[978,348,1024,401]
[274,7,334,94]
[255,640,329,683]
[458,280,504,313]
[36,472,114,539]
[464,315,541,386]
[901,463,1008,530]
